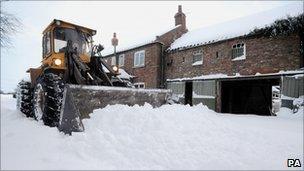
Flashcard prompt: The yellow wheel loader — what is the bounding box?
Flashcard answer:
[16,19,171,134]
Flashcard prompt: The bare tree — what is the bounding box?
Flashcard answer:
[0,11,21,47]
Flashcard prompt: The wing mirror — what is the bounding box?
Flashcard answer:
[92,44,104,56]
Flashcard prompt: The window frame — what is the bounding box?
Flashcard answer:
[192,50,203,66]
[42,31,52,58]
[119,54,125,66]
[231,43,246,61]
[111,56,116,66]
[111,54,125,66]
[133,50,145,67]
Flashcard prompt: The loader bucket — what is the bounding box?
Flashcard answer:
[58,84,171,134]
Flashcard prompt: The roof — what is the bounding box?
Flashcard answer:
[101,25,181,57]
[168,3,303,51]
[43,19,97,35]
[167,69,304,82]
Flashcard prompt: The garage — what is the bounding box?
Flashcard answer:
[220,77,280,116]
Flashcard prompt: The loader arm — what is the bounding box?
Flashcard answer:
[64,41,115,86]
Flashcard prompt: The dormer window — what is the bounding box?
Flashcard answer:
[232,43,246,61]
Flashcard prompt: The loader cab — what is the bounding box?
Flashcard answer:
[41,19,96,69]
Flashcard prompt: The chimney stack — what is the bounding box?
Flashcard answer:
[174,5,186,31]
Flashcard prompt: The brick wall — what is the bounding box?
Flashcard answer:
[156,25,187,48]
[104,43,163,88]
[165,33,301,80]
[103,24,188,89]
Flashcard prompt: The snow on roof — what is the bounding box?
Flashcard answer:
[102,25,181,56]
[169,3,303,51]
[167,70,304,82]
[101,38,155,57]
[272,86,280,92]
[102,66,134,79]
[117,68,134,79]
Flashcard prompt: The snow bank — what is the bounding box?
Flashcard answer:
[1,95,303,170]
[276,107,304,119]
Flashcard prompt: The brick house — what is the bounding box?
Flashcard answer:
[102,5,187,88]
[103,4,303,115]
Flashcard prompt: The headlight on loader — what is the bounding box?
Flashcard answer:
[54,59,62,66]
[112,65,118,72]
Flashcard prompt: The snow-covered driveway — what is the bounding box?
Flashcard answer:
[1,94,303,170]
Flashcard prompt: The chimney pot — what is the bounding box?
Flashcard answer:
[178,5,182,12]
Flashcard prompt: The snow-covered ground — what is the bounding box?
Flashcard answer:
[1,94,303,170]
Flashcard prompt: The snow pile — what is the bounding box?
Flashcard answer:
[169,3,302,51]
[293,95,304,107]
[276,107,303,118]
[1,95,303,170]
[277,96,304,118]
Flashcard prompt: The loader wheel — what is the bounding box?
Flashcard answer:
[33,73,64,127]
[16,80,34,117]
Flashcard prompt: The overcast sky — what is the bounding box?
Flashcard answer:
[1,1,303,92]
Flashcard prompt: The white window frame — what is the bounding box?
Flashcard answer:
[192,50,203,66]
[111,56,116,66]
[134,50,145,67]
[134,82,145,89]
[231,43,246,61]
[119,54,125,66]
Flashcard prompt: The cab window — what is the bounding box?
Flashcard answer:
[42,31,51,57]
[54,27,92,55]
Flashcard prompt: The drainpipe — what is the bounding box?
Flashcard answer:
[159,43,165,88]
[299,31,304,68]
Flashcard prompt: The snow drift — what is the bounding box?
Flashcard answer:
[1,95,303,170]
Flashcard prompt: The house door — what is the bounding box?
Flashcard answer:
[184,81,193,106]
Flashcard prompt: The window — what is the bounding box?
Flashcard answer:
[232,43,246,61]
[134,82,145,89]
[215,51,220,58]
[192,50,203,66]
[182,57,185,63]
[111,56,116,66]
[119,54,125,66]
[111,54,125,66]
[42,31,51,57]
[53,27,92,55]
[134,50,145,67]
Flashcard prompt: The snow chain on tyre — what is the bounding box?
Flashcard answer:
[16,80,34,117]
[33,73,64,127]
